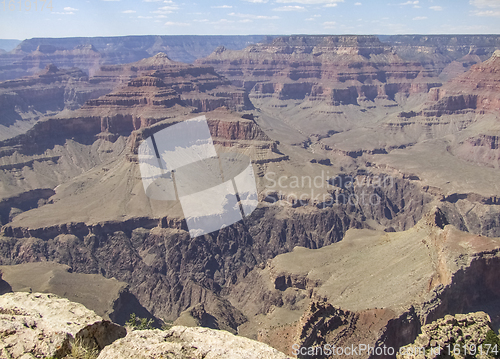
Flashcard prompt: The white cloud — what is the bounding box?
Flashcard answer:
[399,0,418,4]
[323,21,336,28]
[324,3,338,6]
[429,5,443,10]
[212,5,233,8]
[228,12,280,19]
[193,19,210,22]
[210,19,235,24]
[165,21,190,26]
[412,16,427,20]
[122,10,136,13]
[354,2,362,5]
[138,15,153,18]
[158,5,179,10]
[152,4,179,13]
[470,0,500,8]
[273,5,306,10]
[102,0,120,2]
[241,0,269,3]
[474,9,500,15]
[53,7,78,14]
[276,0,344,4]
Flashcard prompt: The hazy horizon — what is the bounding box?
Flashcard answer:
[1,0,500,40]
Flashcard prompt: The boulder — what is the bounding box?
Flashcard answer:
[398,312,497,359]
[97,326,290,359]
[0,292,126,358]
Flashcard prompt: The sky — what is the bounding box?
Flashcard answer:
[0,0,500,40]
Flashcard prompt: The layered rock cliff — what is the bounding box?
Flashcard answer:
[197,35,442,105]
[0,64,113,140]
[0,35,268,81]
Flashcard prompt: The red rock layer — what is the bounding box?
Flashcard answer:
[197,35,442,105]
[427,50,500,114]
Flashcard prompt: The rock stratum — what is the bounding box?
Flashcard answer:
[198,35,442,104]
[0,64,114,140]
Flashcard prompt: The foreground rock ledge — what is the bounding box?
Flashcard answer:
[0,292,126,358]
[98,326,290,359]
[398,312,498,359]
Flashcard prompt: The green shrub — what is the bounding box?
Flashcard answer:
[161,320,174,331]
[125,313,154,330]
[482,330,500,358]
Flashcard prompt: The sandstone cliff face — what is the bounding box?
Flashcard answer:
[0,292,126,358]
[197,35,442,106]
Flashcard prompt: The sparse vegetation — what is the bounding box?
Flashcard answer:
[161,320,174,331]
[482,330,500,358]
[125,313,154,330]
[43,338,98,359]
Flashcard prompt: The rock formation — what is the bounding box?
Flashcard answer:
[0,262,154,325]
[227,208,500,357]
[0,292,126,358]
[0,292,289,359]
[0,64,113,140]
[397,312,498,359]
[98,327,290,359]
[198,35,442,105]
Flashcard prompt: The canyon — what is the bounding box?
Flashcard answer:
[0,34,499,358]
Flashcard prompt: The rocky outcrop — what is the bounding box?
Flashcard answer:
[0,292,287,359]
[97,326,289,359]
[0,262,155,325]
[0,292,126,358]
[397,312,497,359]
